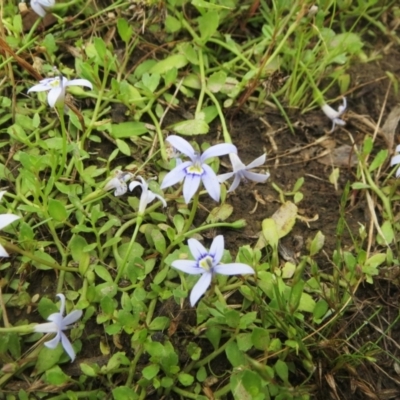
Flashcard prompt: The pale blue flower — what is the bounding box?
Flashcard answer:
[321,97,347,132]
[28,75,93,108]
[218,153,270,192]
[0,191,20,257]
[129,176,166,214]
[390,144,400,178]
[172,235,254,306]
[34,294,82,362]
[160,135,237,203]
[31,0,55,17]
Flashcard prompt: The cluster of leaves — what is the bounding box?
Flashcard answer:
[1,0,399,399]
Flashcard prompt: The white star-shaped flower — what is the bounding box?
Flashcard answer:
[31,0,55,17]
[0,191,20,257]
[28,75,93,108]
[34,294,83,362]
[218,153,270,192]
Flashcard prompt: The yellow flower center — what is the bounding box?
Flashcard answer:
[186,164,204,175]
[199,256,213,271]
[50,78,61,88]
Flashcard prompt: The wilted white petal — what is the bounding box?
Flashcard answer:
[47,87,64,107]
[395,144,400,153]
[154,193,167,208]
[321,104,340,120]
[201,143,237,162]
[227,175,242,192]
[0,244,9,257]
[0,214,20,230]
[391,154,400,166]
[61,332,76,362]
[209,235,224,264]
[31,0,46,17]
[246,154,266,169]
[217,171,234,183]
[166,136,197,159]
[214,263,255,275]
[65,79,93,89]
[34,322,58,333]
[321,98,347,132]
[44,331,61,349]
[243,170,270,183]
[27,82,52,93]
[190,272,212,306]
[172,260,200,274]
[63,310,83,326]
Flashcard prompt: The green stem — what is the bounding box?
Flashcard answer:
[0,324,36,333]
[125,346,144,386]
[147,108,167,161]
[196,49,207,116]
[0,240,78,272]
[183,192,199,233]
[55,107,67,181]
[114,216,143,283]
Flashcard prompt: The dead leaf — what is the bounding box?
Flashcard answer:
[317,144,357,166]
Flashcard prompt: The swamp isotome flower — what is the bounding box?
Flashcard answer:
[390,145,400,178]
[160,135,237,203]
[0,191,20,257]
[171,235,254,306]
[321,97,347,132]
[218,153,270,192]
[129,176,167,214]
[28,75,93,108]
[31,0,55,17]
[104,170,134,196]
[34,294,82,362]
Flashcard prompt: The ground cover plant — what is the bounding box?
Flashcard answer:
[1,0,400,398]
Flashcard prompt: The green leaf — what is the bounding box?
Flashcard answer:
[111,122,148,138]
[165,15,181,33]
[369,149,388,172]
[150,229,166,254]
[116,139,131,156]
[251,327,270,350]
[34,346,64,375]
[207,71,227,93]
[48,199,67,222]
[112,386,138,400]
[274,359,289,384]
[197,11,219,41]
[149,55,188,74]
[117,18,133,43]
[172,119,209,135]
[178,373,194,386]
[309,231,325,256]
[226,341,246,367]
[142,364,160,380]
[44,366,69,385]
[149,316,170,330]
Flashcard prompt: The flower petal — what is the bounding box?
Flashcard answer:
[47,87,64,107]
[217,172,234,183]
[27,82,52,93]
[209,235,224,264]
[34,322,58,333]
[63,310,83,327]
[154,193,167,208]
[166,136,196,160]
[227,175,241,192]
[187,238,208,261]
[56,293,66,316]
[190,272,212,306]
[243,170,270,183]
[201,165,220,202]
[391,154,400,166]
[333,118,346,127]
[321,104,339,120]
[214,263,255,275]
[30,0,46,17]
[182,174,201,203]
[44,331,61,349]
[201,143,237,162]
[246,154,266,170]
[171,260,201,274]
[0,244,9,257]
[229,152,246,171]
[61,332,77,361]
[0,214,19,230]
[65,79,93,90]
[160,161,191,189]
